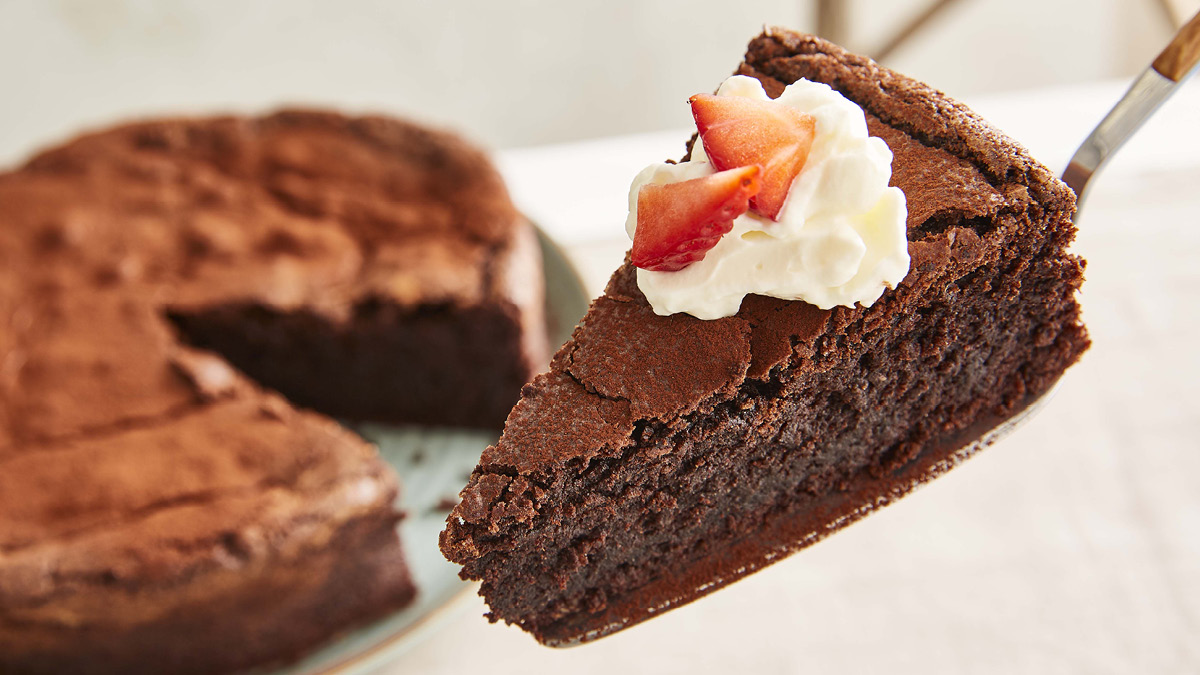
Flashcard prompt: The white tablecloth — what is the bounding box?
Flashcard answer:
[388,78,1200,675]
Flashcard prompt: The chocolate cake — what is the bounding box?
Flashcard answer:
[0,111,545,673]
[440,29,1090,644]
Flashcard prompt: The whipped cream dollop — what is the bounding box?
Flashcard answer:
[626,75,909,320]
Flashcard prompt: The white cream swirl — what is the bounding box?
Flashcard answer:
[626,75,909,320]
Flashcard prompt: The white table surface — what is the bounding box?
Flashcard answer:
[385,78,1200,675]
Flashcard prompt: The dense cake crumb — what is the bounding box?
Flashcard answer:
[440,29,1088,645]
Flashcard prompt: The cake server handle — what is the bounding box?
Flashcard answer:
[1063,9,1200,215]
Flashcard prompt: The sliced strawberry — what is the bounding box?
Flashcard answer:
[690,93,816,220]
[631,165,760,272]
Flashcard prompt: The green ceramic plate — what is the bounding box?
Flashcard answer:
[264,226,590,675]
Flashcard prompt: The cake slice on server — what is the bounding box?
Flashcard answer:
[440,29,1089,644]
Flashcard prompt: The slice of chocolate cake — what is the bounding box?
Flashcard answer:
[440,29,1089,644]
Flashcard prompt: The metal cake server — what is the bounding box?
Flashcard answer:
[1063,10,1200,214]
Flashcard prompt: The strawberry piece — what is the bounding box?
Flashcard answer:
[632,165,761,272]
[690,93,816,220]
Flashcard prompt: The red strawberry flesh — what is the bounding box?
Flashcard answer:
[690,93,816,220]
[631,165,761,272]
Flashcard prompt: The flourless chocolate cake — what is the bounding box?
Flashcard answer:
[440,29,1090,644]
[0,111,546,673]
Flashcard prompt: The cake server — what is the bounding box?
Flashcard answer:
[1063,9,1200,214]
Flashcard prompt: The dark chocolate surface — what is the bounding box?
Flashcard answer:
[441,29,1089,644]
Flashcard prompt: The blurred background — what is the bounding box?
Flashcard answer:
[0,0,1196,163]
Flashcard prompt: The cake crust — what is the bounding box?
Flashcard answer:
[441,29,1089,644]
[0,394,415,675]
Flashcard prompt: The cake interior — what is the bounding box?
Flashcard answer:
[167,298,531,428]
